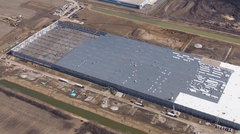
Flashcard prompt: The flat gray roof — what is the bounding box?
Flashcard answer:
[10,21,239,128]
[56,33,232,103]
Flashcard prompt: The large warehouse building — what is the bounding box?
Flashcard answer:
[11,21,240,129]
[100,0,149,9]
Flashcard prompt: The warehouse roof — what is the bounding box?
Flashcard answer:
[11,21,240,127]
[56,33,232,103]
[175,63,240,125]
[116,0,148,5]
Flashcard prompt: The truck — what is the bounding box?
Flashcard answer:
[166,111,177,118]
[74,83,84,88]
[134,102,145,107]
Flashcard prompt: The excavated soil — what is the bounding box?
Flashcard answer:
[155,0,240,35]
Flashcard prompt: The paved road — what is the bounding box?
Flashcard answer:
[91,7,240,45]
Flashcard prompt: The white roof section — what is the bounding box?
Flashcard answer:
[148,0,157,5]
[175,62,240,124]
[117,0,147,5]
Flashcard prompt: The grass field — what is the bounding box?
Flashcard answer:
[91,7,240,44]
[0,80,146,134]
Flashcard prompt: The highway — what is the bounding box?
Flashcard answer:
[91,7,240,45]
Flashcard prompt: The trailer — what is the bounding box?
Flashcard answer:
[74,83,84,88]
[58,78,68,83]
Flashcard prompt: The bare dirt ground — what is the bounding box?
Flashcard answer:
[77,8,193,50]
[0,0,36,19]
[0,22,14,39]
[0,87,122,134]
[184,37,232,61]
[2,1,239,66]
[131,28,188,49]
[0,0,66,52]
[226,45,240,66]
[0,0,66,19]
[154,0,240,35]
[0,91,80,134]
[78,8,240,65]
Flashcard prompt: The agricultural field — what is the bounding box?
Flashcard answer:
[0,86,124,134]
[0,90,79,134]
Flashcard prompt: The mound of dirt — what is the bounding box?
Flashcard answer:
[132,28,148,37]
[131,28,183,49]
[155,0,240,35]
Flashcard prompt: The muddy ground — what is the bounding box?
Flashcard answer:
[0,87,121,134]
[226,45,240,65]
[0,91,80,134]
[154,0,240,35]
[79,8,240,65]
[185,37,232,61]
[77,8,193,50]
[1,1,240,65]
[0,0,66,52]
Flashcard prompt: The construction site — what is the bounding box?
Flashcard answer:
[9,19,240,131]
[0,55,235,134]
[0,0,240,134]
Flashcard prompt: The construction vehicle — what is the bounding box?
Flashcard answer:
[110,89,117,95]
[0,14,22,27]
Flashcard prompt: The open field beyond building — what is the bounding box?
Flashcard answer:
[91,7,240,44]
[154,0,240,35]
